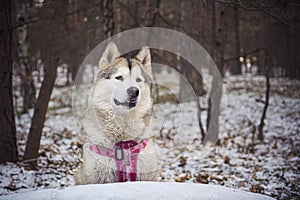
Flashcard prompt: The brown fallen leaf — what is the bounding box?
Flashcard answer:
[175,176,186,182]
[250,184,264,193]
[178,156,187,167]
[223,156,230,165]
[210,174,224,182]
[194,173,209,184]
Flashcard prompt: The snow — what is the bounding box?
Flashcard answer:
[2,69,300,199]
[0,182,275,200]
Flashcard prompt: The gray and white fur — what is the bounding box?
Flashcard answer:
[74,42,158,184]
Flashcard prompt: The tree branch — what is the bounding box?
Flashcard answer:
[257,67,270,141]
[12,18,39,29]
[66,1,102,16]
[157,12,180,28]
[115,0,141,26]
[214,0,297,25]
[224,47,265,62]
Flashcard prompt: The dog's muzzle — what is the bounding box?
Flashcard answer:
[127,87,139,98]
[114,97,137,109]
[114,87,139,109]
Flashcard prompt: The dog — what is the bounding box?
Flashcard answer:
[74,42,158,184]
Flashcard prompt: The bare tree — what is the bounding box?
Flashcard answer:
[0,0,18,163]
[23,0,64,169]
[258,68,270,141]
[216,0,300,78]
[258,11,272,141]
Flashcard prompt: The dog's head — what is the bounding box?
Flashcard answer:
[93,42,152,114]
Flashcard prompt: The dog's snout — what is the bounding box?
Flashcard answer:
[127,87,139,97]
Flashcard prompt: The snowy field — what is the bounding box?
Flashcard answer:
[0,73,299,199]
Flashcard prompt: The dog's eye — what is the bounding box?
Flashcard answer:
[136,77,142,82]
[115,76,124,81]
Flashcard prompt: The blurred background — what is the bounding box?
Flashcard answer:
[0,0,299,199]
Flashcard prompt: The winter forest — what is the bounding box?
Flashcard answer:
[0,0,299,199]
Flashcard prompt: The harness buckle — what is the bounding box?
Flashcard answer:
[115,148,124,160]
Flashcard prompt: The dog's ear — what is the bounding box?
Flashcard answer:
[98,41,120,69]
[135,46,152,75]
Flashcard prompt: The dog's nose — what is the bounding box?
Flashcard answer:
[127,87,139,97]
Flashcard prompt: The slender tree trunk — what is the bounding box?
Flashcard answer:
[129,0,139,28]
[257,12,272,141]
[23,59,59,168]
[0,0,18,163]
[23,1,61,169]
[144,0,160,27]
[206,1,225,144]
[16,0,36,114]
[179,0,205,102]
[179,0,206,143]
[287,1,298,79]
[67,0,83,83]
[257,12,267,75]
[258,69,270,141]
[102,0,114,38]
[230,6,241,75]
[144,0,160,102]
[212,2,225,77]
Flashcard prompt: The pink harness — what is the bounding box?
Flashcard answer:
[88,139,148,182]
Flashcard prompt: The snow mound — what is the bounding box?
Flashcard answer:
[0,182,274,200]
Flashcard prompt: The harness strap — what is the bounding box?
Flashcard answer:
[88,139,148,182]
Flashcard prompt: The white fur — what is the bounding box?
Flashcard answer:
[75,42,158,184]
[98,41,120,69]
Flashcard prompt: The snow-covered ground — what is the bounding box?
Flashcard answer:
[0,182,275,200]
[154,75,300,199]
[1,73,299,199]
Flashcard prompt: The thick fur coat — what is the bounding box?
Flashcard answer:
[74,42,158,184]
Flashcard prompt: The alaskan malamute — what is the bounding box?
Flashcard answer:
[75,42,158,184]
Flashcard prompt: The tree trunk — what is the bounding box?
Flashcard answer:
[67,0,83,83]
[129,0,139,28]
[287,1,298,79]
[23,1,61,169]
[179,0,205,102]
[102,0,114,38]
[0,0,18,163]
[230,6,241,75]
[144,0,160,27]
[16,1,36,113]
[206,1,226,144]
[257,12,272,141]
[178,0,206,143]
[258,69,270,141]
[212,2,225,77]
[23,59,58,168]
[257,13,265,75]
